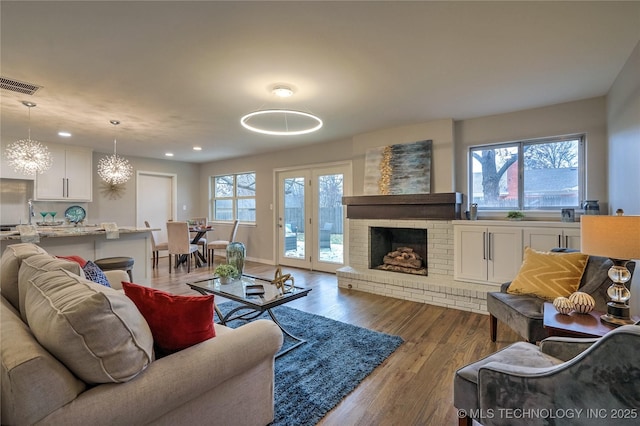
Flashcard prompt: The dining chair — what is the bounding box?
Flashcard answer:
[144,221,169,269]
[166,221,199,273]
[207,219,239,268]
[189,217,208,260]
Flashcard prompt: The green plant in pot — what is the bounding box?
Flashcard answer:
[506,211,525,220]
[214,264,238,284]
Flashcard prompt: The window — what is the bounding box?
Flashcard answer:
[211,172,256,222]
[469,135,584,210]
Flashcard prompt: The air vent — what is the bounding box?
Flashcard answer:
[0,77,42,95]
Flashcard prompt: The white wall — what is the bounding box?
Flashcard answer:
[607,40,640,216]
[606,41,640,316]
[351,119,455,195]
[89,153,199,226]
[198,137,353,264]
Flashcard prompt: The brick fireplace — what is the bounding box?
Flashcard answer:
[337,193,493,314]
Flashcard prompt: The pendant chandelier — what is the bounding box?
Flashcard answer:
[97,120,133,185]
[4,101,52,175]
[240,85,323,136]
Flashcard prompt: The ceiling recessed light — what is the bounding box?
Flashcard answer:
[165,152,174,157]
[193,146,202,151]
[58,131,72,137]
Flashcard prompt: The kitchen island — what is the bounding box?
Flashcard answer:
[0,226,156,284]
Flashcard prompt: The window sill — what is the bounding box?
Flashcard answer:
[474,210,585,222]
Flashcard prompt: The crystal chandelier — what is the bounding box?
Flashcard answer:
[4,101,53,175]
[97,120,133,185]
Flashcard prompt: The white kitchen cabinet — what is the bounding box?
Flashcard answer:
[454,224,523,284]
[35,144,92,201]
[522,227,581,251]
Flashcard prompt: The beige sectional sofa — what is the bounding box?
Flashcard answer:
[1,243,283,426]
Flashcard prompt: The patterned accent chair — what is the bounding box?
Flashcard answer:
[487,249,634,343]
[454,324,640,426]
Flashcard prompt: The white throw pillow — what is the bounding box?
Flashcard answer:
[24,269,154,384]
[18,254,83,323]
[0,243,47,311]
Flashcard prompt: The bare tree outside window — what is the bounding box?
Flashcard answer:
[470,136,584,210]
[211,172,256,221]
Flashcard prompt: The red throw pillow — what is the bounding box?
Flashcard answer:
[121,282,215,354]
[56,255,88,268]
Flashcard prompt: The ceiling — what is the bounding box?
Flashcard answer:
[1,1,639,163]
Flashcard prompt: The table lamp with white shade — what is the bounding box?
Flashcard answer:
[581,215,640,326]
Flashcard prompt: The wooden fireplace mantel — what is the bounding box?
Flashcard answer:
[342,192,463,220]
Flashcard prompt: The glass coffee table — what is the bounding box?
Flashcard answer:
[187,274,312,357]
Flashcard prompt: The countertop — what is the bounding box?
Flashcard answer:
[0,226,156,241]
[451,220,580,228]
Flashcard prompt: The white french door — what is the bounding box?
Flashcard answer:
[276,163,350,273]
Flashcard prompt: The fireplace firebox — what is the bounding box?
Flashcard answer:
[369,227,427,275]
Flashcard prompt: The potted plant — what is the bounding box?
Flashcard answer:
[214,264,238,284]
[506,211,525,221]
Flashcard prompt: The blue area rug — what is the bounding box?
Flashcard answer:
[216,302,404,426]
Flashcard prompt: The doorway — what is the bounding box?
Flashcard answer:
[276,163,351,273]
[136,171,177,245]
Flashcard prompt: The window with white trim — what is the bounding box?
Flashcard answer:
[210,172,256,222]
[469,135,585,210]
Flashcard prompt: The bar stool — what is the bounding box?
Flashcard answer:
[94,256,135,281]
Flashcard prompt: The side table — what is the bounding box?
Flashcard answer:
[543,302,639,338]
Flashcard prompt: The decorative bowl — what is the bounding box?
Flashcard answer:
[553,297,575,315]
[568,291,595,314]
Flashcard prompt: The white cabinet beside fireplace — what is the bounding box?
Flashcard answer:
[454,223,523,285]
[522,227,581,251]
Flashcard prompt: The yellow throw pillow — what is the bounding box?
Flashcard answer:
[507,247,589,300]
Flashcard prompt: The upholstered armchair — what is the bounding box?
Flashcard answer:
[487,248,635,343]
[454,324,640,426]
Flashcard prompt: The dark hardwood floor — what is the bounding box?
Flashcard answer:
[146,255,521,425]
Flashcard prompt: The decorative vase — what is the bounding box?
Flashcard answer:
[469,204,478,221]
[226,242,245,278]
[553,297,575,315]
[569,291,595,314]
[582,200,600,215]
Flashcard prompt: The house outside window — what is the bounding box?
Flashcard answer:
[469,135,585,210]
[211,172,256,222]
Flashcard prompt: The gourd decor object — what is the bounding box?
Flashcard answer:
[568,291,595,314]
[553,297,575,315]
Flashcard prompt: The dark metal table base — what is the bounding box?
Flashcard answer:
[215,304,306,358]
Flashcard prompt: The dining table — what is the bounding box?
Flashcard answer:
[188,225,214,267]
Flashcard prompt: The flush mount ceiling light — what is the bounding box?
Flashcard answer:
[240,85,323,136]
[97,120,133,185]
[4,101,53,175]
[272,86,293,98]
